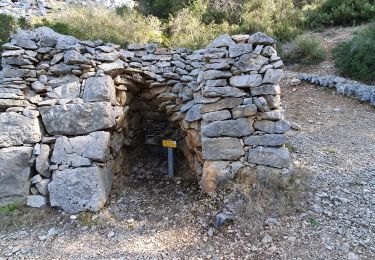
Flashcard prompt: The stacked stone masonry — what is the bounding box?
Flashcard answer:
[0,28,290,213]
[299,73,375,107]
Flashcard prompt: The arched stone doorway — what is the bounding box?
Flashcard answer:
[0,27,290,213]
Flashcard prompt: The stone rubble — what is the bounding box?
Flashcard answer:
[299,73,375,107]
[0,27,290,213]
[0,0,136,19]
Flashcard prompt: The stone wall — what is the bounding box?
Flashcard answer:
[299,73,375,107]
[0,27,290,213]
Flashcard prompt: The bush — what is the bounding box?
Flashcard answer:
[233,0,303,42]
[137,0,190,19]
[34,6,164,47]
[281,34,326,65]
[166,5,234,49]
[201,0,245,25]
[0,14,31,51]
[306,0,375,28]
[333,22,375,83]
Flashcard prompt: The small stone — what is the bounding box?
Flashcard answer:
[207,228,214,237]
[38,235,47,241]
[107,231,115,239]
[347,252,359,260]
[70,215,77,220]
[27,195,47,208]
[47,228,59,239]
[264,217,279,226]
[261,234,273,244]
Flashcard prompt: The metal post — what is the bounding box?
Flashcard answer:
[167,147,174,177]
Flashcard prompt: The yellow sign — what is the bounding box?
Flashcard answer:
[162,140,177,148]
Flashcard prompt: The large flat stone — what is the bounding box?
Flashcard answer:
[262,69,283,84]
[202,118,254,137]
[202,137,245,160]
[202,110,232,122]
[234,54,269,72]
[0,147,33,206]
[51,132,110,167]
[203,86,247,98]
[0,112,41,148]
[229,75,262,88]
[49,166,113,213]
[200,98,242,113]
[83,76,116,104]
[254,120,290,134]
[244,134,287,146]
[247,147,290,169]
[39,102,117,135]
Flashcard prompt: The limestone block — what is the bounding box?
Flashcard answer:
[232,104,257,118]
[203,86,247,98]
[51,131,110,167]
[244,134,287,146]
[262,69,283,85]
[39,102,116,135]
[202,110,231,122]
[0,147,33,206]
[27,195,47,208]
[248,32,275,46]
[247,147,290,169]
[200,98,242,114]
[202,118,254,137]
[83,76,116,104]
[0,112,41,148]
[234,53,268,72]
[49,166,113,213]
[202,137,245,160]
[35,144,50,176]
[251,84,280,96]
[228,44,253,58]
[229,74,262,88]
[254,119,290,134]
[207,34,235,48]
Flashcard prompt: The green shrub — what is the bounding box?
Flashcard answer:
[166,6,234,49]
[333,22,375,83]
[137,0,190,19]
[34,6,164,47]
[201,0,244,25]
[281,34,326,65]
[0,14,31,50]
[306,0,375,28]
[233,0,303,42]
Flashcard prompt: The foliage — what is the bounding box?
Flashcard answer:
[333,22,375,83]
[165,4,234,49]
[306,0,375,28]
[201,0,245,25]
[233,0,303,42]
[0,203,21,214]
[0,14,31,51]
[34,6,164,47]
[281,34,326,65]
[136,0,190,19]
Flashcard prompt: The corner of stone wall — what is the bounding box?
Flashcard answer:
[198,33,290,195]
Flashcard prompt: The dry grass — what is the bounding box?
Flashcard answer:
[33,6,164,46]
[233,164,311,233]
[0,206,59,231]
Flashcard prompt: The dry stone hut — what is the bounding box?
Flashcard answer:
[0,27,290,213]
